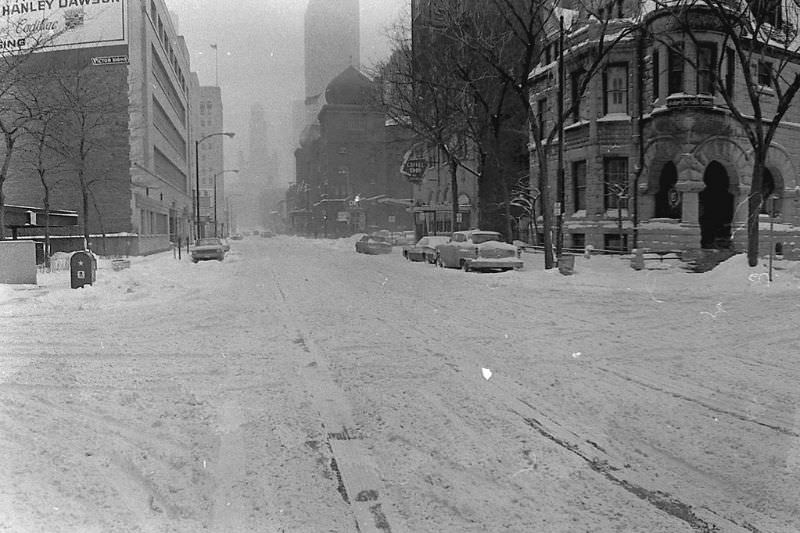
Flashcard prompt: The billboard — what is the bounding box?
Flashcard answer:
[0,0,127,52]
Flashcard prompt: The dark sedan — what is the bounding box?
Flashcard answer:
[403,235,450,263]
[355,234,392,255]
[191,238,226,263]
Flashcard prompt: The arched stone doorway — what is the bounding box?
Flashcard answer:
[654,162,682,219]
[759,168,782,216]
[699,161,734,249]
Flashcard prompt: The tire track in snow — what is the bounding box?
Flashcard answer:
[209,398,251,533]
[268,262,403,533]
[598,367,800,438]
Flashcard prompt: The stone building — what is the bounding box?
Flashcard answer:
[3,0,197,255]
[529,1,800,255]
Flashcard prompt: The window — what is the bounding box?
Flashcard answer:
[604,233,628,252]
[697,43,716,94]
[668,45,684,95]
[758,61,773,87]
[604,64,628,114]
[571,69,585,121]
[603,157,628,209]
[726,48,736,97]
[572,233,586,250]
[749,0,782,26]
[536,98,546,140]
[652,49,660,99]
[573,160,587,212]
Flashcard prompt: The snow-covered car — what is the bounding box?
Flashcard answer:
[355,234,392,255]
[403,235,451,263]
[435,230,522,272]
[191,238,226,263]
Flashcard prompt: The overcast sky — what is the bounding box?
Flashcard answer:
[165,0,406,181]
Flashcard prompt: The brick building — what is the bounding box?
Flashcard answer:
[530,1,800,255]
[194,86,228,237]
[292,66,413,236]
[3,0,197,255]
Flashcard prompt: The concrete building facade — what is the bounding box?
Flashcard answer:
[3,0,197,255]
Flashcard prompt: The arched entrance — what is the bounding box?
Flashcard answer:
[759,168,780,216]
[699,161,734,249]
[654,162,681,219]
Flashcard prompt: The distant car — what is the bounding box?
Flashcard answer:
[435,230,523,272]
[261,230,275,238]
[355,234,392,255]
[191,237,226,263]
[403,235,450,263]
[230,233,243,240]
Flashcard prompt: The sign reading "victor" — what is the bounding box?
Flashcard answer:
[90,55,128,65]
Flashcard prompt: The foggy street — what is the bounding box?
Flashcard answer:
[1,236,799,532]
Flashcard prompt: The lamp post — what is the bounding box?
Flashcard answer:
[195,131,235,239]
[212,169,239,236]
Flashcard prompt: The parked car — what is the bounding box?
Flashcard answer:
[191,237,226,263]
[403,235,451,263]
[261,230,275,238]
[435,230,523,272]
[355,234,393,255]
[230,233,243,240]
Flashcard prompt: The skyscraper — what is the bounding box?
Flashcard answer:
[304,0,360,102]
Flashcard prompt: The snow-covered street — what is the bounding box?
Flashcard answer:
[1,236,799,532]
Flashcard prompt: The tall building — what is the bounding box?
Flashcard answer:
[194,86,227,237]
[304,0,360,102]
[2,0,196,255]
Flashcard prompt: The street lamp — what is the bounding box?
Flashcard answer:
[195,131,235,239]
[212,169,239,236]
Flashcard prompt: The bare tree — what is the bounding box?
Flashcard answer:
[0,28,65,240]
[653,0,800,266]
[16,77,70,268]
[434,0,636,268]
[375,8,478,234]
[45,57,129,250]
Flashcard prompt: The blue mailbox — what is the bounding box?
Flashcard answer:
[70,251,96,289]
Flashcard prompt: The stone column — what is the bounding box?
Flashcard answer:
[675,183,703,224]
[675,152,705,225]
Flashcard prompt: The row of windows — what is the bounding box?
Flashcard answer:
[568,157,629,212]
[149,0,188,96]
[569,158,780,217]
[540,44,776,129]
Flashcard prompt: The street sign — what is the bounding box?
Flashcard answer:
[91,55,129,66]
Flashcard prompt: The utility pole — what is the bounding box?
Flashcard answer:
[556,15,566,259]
